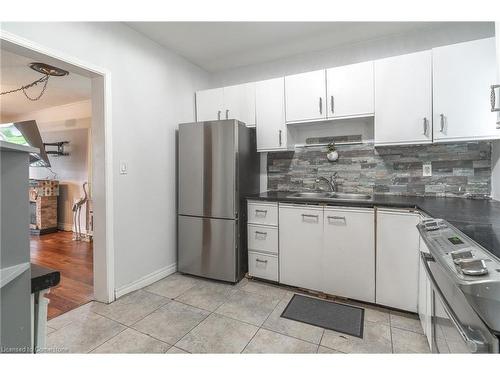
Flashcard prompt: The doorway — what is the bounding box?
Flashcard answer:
[0,32,114,316]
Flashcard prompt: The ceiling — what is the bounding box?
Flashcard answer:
[0,49,91,119]
[126,22,462,72]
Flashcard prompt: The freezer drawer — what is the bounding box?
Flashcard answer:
[178,215,237,282]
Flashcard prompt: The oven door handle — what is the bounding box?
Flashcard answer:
[420,252,489,353]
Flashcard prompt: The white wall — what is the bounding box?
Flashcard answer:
[0,22,211,291]
[211,23,494,87]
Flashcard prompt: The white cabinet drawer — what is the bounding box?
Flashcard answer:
[248,224,278,255]
[248,252,278,282]
[247,201,278,226]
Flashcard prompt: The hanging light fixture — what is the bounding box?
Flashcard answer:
[0,62,69,101]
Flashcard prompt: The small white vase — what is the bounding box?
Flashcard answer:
[327,150,339,162]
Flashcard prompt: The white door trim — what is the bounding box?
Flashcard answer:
[0,29,115,303]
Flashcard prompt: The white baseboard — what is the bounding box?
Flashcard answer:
[114,263,177,299]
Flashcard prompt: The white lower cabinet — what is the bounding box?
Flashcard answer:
[247,201,279,282]
[323,207,375,302]
[247,224,278,255]
[253,202,424,312]
[376,208,421,312]
[279,204,324,291]
[247,201,278,226]
[418,237,433,349]
[248,252,279,282]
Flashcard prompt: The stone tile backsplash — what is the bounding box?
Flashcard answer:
[267,142,492,198]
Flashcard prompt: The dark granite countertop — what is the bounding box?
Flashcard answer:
[247,192,500,259]
[31,264,60,294]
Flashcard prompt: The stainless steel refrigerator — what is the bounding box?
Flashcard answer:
[177,120,260,283]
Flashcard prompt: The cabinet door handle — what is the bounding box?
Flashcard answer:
[255,258,268,264]
[217,110,221,120]
[422,117,428,136]
[302,214,319,222]
[331,96,334,114]
[491,84,500,112]
[279,130,282,146]
[319,97,323,114]
[255,231,267,236]
[328,215,346,221]
[327,216,346,225]
[255,209,267,216]
[225,109,229,119]
[440,114,445,132]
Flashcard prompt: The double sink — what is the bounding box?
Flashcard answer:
[286,191,373,202]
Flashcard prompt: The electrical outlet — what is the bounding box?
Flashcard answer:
[423,163,432,177]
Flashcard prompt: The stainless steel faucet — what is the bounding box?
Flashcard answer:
[315,173,338,192]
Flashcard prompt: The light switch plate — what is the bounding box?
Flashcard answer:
[119,160,128,175]
[423,162,432,177]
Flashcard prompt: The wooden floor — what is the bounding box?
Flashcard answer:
[30,231,93,320]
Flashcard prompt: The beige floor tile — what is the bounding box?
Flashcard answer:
[175,280,235,311]
[47,302,96,330]
[46,326,57,335]
[176,314,258,353]
[364,306,391,326]
[44,313,125,353]
[262,298,324,344]
[317,346,344,354]
[243,329,317,353]
[390,311,423,334]
[320,321,392,353]
[166,346,190,354]
[241,280,287,299]
[133,300,209,345]
[235,277,249,289]
[144,273,199,299]
[91,290,169,326]
[215,290,281,326]
[392,327,430,353]
[91,328,170,353]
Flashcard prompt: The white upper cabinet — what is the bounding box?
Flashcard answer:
[195,88,224,122]
[323,207,375,302]
[196,83,255,126]
[285,70,327,123]
[433,37,499,142]
[255,77,287,152]
[223,82,256,127]
[374,50,432,146]
[326,61,374,118]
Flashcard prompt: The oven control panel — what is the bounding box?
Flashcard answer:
[418,219,500,282]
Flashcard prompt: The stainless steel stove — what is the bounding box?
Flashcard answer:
[418,218,500,353]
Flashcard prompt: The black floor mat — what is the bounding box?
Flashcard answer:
[281,294,365,338]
